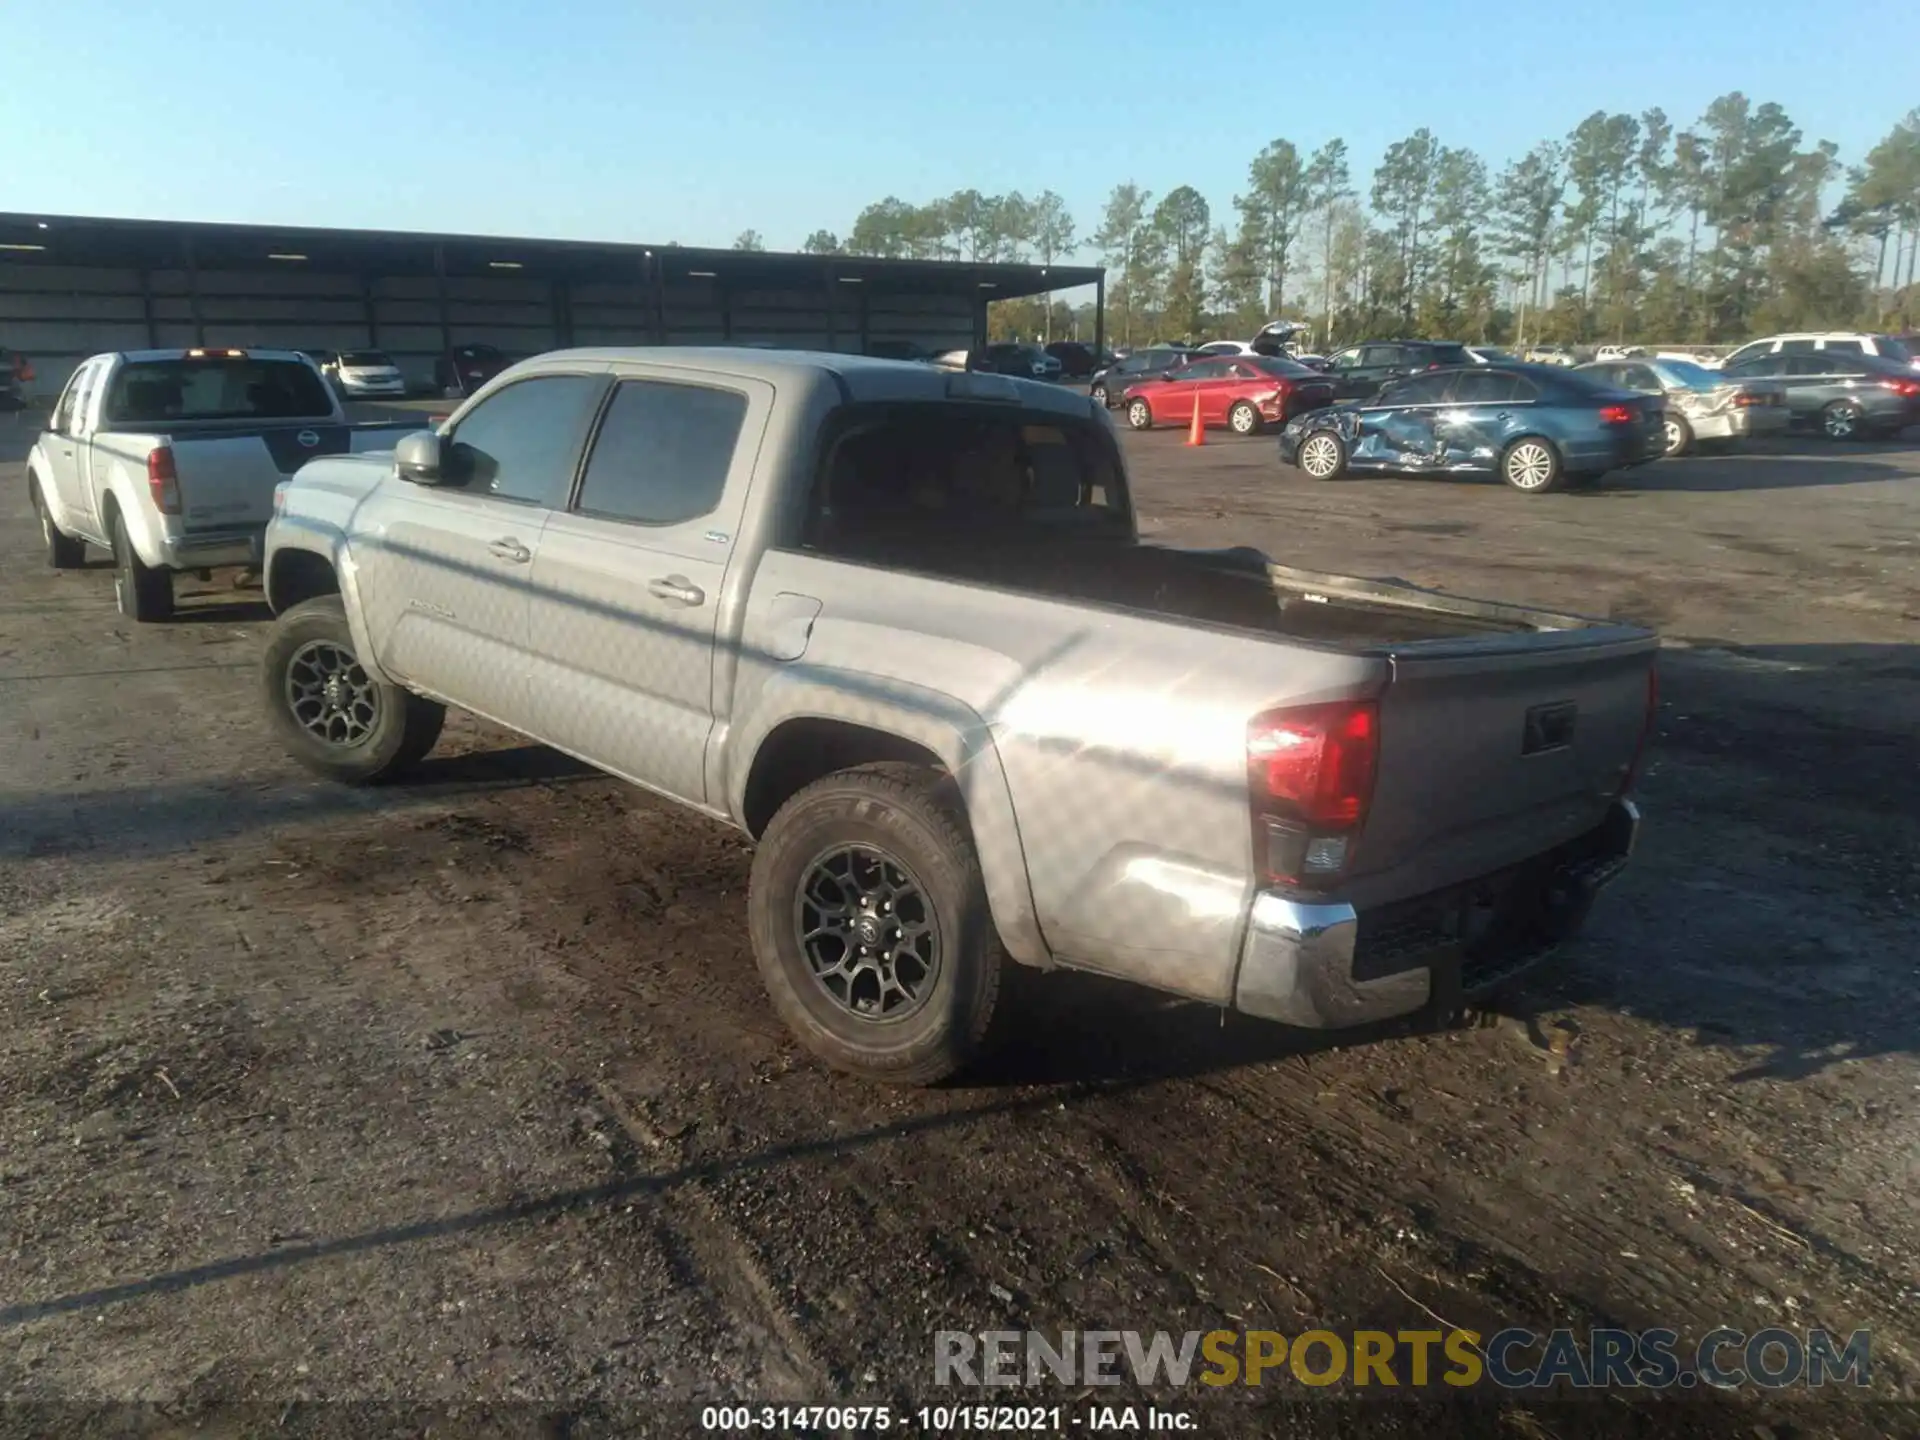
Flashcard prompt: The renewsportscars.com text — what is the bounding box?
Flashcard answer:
[934,1327,1871,1391]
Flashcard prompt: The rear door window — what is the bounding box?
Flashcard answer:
[573,380,748,526]
[1819,339,1862,355]
[1359,345,1403,369]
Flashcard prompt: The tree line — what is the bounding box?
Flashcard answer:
[784,96,1920,350]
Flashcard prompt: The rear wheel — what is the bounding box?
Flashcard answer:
[31,478,85,569]
[261,596,445,784]
[748,763,1010,1085]
[1501,438,1563,493]
[110,511,173,621]
[1126,398,1154,431]
[1228,401,1261,436]
[1297,431,1347,480]
[1661,413,1693,457]
[1821,400,1863,440]
[1090,381,1108,405]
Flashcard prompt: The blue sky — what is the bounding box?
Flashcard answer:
[4,0,1914,258]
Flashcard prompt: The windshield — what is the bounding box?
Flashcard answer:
[1658,359,1723,389]
[104,357,335,423]
[338,351,394,368]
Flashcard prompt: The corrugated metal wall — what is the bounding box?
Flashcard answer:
[2,260,985,398]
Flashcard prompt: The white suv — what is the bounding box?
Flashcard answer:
[1722,333,1917,373]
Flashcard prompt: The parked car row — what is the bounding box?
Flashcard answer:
[295,344,518,400]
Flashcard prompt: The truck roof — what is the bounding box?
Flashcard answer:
[115,347,312,363]
[521,346,1099,417]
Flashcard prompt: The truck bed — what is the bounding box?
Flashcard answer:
[825,531,1602,649]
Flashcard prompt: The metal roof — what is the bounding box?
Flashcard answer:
[0,212,1103,299]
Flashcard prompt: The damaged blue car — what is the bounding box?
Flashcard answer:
[1278,363,1666,494]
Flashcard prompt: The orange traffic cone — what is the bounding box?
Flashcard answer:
[1185,394,1206,446]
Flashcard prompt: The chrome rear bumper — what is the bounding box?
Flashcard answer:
[1234,799,1640,1028]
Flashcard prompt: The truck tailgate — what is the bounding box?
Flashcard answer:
[1350,632,1656,907]
[168,422,420,532]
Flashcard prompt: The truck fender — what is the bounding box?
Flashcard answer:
[265,518,399,690]
[95,457,168,568]
[728,670,1052,971]
[23,450,63,527]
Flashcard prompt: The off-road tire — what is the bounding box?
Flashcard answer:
[748,762,1010,1085]
[261,596,445,784]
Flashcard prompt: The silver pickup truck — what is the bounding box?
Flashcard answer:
[260,348,1657,1084]
[26,347,422,621]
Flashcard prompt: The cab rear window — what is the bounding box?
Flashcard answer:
[104,358,334,423]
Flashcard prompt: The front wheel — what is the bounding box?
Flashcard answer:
[1228,401,1262,436]
[1821,401,1863,441]
[1502,438,1564,493]
[1296,430,1348,480]
[1126,398,1154,430]
[747,763,1010,1085]
[261,596,445,784]
[110,511,173,621]
[1090,382,1108,405]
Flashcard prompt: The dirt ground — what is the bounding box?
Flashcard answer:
[2,401,1917,1439]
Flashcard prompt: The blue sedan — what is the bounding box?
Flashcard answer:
[1277,362,1666,493]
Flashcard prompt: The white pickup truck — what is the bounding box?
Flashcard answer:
[26,347,423,621]
[260,348,1656,1084]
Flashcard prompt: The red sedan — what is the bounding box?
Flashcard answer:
[1121,354,1334,435]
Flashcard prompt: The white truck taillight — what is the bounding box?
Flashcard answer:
[146,447,181,515]
[1247,699,1380,885]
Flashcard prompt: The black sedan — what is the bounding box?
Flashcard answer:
[1278,364,1665,494]
[1718,351,1920,439]
[1321,340,1474,401]
[1044,341,1111,379]
[1090,346,1196,406]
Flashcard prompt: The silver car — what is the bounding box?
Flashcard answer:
[1577,356,1789,456]
[326,349,408,399]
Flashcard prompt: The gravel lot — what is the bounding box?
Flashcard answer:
[2,401,1917,1438]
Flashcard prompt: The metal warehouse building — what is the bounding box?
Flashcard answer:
[0,212,1105,398]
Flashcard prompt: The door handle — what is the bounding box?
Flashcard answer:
[1495,411,1511,421]
[648,575,705,606]
[488,537,531,564]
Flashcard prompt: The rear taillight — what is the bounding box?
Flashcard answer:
[1599,404,1635,425]
[1619,665,1659,797]
[146,447,181,514]
[1884,377,1920,398]
[1247,699,1380,885]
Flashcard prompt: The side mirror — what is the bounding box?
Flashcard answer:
[395,429,448,485]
